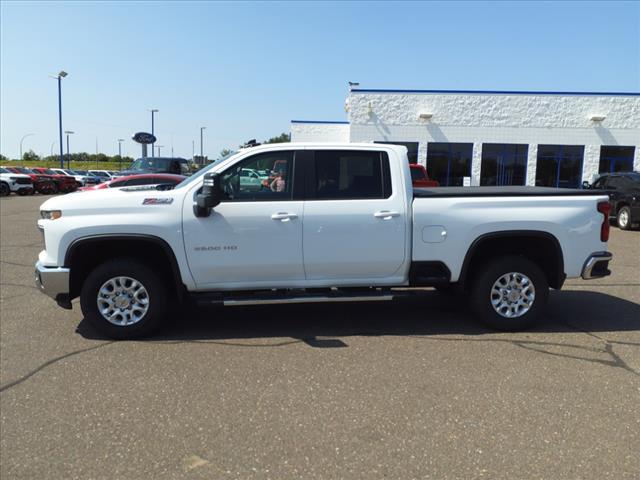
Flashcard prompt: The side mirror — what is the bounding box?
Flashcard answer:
[194,172,222,217]
[582,181,591,189]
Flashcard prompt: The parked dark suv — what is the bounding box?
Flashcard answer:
[119,157,192,176]
[590,172,640,230]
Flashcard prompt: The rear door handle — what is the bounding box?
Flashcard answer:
[374,210,400,219]
[271,212,298,221]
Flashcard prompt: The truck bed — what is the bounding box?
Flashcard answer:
[413,186,599,198]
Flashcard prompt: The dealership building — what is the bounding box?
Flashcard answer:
[291,89,640,188]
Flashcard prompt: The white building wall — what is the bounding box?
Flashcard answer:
[290,122,350,143]
[347,91,640,185]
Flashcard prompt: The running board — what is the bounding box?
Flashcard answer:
[193,290,394,307]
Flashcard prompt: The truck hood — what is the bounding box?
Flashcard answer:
[39,185,181,215]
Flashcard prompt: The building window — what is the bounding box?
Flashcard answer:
[374,141,419,164]
[535,145,584,188]
[599,146,635,173]
[480,143,528,186]
[426,142,473,186]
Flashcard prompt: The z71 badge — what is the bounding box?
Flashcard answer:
[142,198,174,205]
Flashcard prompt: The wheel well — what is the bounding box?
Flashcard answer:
[66,236,185,300]
[460,232,565,290]
[616,202,629,214]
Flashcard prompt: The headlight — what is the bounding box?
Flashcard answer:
[41,210,62,220]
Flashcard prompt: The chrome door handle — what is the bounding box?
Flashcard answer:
[271,212,298,221]
[373,210,400,219]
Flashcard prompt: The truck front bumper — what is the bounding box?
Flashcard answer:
[35,261,72,309]
[581,252,613,280]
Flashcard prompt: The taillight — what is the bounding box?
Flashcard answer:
[597,201,611,242]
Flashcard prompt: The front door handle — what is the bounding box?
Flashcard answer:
[271,212,298,221]
[374,210,400,220]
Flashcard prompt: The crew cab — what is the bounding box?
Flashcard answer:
[35,143,613,339]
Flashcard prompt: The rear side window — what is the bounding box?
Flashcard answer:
[312,150,392,200]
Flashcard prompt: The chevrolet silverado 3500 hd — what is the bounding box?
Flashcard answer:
[35,143,613,338]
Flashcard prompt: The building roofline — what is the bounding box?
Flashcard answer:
[350,88,640,97]
[291,120,350,124]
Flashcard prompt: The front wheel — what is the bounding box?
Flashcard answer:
[0,182,10,197]
[80,258,167,339]
[470,255,548,331]
[617,206,631,230]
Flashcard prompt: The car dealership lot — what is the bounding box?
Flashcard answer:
[1,195,638,479]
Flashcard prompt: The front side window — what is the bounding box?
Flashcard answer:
[426,143,473,186]
[535,145,584,188]
[312,150,391,200]
[480,143,528,186]
[220,151,294,201]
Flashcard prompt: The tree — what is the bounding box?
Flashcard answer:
[23,150,40,161]
[263,133,290,144]
[0,154,7,162]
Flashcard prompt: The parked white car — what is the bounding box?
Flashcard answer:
[0,167,33,196]
[35,143,613,339]
[50,168,99,187]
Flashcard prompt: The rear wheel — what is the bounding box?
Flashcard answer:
[80,258,167,339]
[0,182,9,197]
[617,206,631,230]
[470,255,548,331]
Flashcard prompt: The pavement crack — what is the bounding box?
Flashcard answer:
[0,260,34,268]
[0,342,115,394]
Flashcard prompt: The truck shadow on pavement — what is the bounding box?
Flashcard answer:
[77,289,640,343]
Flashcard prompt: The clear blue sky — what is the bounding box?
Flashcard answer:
[1,0,638,160]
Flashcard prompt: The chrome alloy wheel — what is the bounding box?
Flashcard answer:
[618,209,629,228]
[490,272,536,318]
[97,276,150,326]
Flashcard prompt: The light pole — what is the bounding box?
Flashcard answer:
[50,142,56,156]
[51,71,68,168]
[200,126,206,161]
[117,139,124,171]
[149,109,158,157]
[20,133,35,160]
[64,130,74,169]
[156,145,164,156]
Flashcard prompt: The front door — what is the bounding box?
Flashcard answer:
[183,151,305,288]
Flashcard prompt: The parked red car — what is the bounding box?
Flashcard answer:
[410,164,439,188]
[2,166,58,194]
[79,173,185,191]
[30,167,78,193]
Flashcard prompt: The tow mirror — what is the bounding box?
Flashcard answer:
[195,172,222,217]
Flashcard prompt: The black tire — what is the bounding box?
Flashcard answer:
[80,258,167,339]
[0,182,10,197]
[616,206,632,230]
[470,255,549,331]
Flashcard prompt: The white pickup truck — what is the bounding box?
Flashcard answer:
[35,143,613,338]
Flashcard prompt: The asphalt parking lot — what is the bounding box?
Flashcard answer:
[1,194,639,480]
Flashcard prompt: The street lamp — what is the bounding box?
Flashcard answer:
[156,145,164,156]
[20,133,35,160]
[117,139,124,171]
[149,109,158,157]
[64,130,74,169]
[51,70,68,168]
[200,126,206,160]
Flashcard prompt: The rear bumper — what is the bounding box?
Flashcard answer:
[35,261,71,307]
[581,252,613,280]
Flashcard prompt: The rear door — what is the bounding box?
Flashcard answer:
[302,149,407,281]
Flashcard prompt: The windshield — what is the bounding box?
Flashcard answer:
[175,151,237,189]
[0,167,8,174]
[15,167,32,174]
[129,158,173,172]
[64,169,79,175]
[42,169,56,175]
[75,170,88,175]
